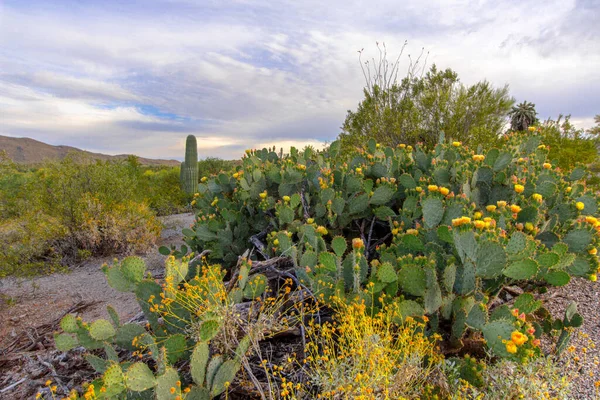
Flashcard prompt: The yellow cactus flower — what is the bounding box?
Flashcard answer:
[474,220,486,230]
[566,186,572,193]
[510,205,522,214]
[452,141,461,147]
[497,201,507,208]
[506,340,518,354]
[439,187,450,196]
[474,211,482,220]
[538,144,546,150]
[525,222,534,231]
[259,192,267,199]
[233,172,239,179]
[472,154,485,162]
[273,239,279,246]
[355,167,362,173]
[392,228,399,235]
[589,248,597,255]
[511,331,528,346]
[543,162,552,169]
[201,176,208,183]
[590,274,597,282]
[307,218,314,224]
[316,226,328,235]
[406,228,419,235]
[407,145,413,151]
[428,185,439,192]
[415,186,423,193]
[576,202,585,211]
[399,143,406,148]
[514,184,525,194]
[283,195,291,202]
[486,205,497,212]
[352,238,364,249]
[532,193,542,202]
[452,216,472,227]
[528,126,536,131]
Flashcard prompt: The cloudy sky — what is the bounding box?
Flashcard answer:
[1,0,599,160]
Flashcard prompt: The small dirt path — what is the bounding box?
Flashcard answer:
[0,213,195,347]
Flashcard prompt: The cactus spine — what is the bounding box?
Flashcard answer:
[180,135,198,194]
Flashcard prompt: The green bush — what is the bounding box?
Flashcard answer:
[0,156,167,277]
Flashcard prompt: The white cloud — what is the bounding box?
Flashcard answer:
[0,0,598,160]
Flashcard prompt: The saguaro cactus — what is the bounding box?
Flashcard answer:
[180,135,198,194]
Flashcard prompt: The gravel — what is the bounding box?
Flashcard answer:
[543,277,600,399]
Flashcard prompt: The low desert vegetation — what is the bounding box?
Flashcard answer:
[0,153,237,277]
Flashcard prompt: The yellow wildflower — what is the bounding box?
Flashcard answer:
[486,205,497,212]
[428,185,439,192]
[439,187,450,196]
[510,205,522,214]
[497,200,507,208]
[576,202,585,211]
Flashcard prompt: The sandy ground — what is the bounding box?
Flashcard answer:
[0,213,195,345]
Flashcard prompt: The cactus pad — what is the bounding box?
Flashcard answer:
[60,314,79,333]
[156,367,181,400]
[191,342,209,386]
[125,362,157,392]
[102,363,126,397]
[121,256,146,283]
[89,319,116,341]
[210,359,241,397]
[54,333,78,352]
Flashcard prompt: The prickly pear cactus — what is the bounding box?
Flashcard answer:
[183,130,599,359]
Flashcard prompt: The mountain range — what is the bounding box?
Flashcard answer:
[0,135,180,167]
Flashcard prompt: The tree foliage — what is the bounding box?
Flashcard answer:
[338,45,514,152]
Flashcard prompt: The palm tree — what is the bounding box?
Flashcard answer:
[509,101,537,131]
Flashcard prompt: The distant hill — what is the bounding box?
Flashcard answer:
[0,135,180,167]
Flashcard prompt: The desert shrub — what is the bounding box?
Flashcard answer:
[197,157,238,179]
[0,156,165,276]
[339,50,514,152]
[140,167,188,216]
[302,299,442,399]
[538,116,598,173]
[0,212,66,277]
